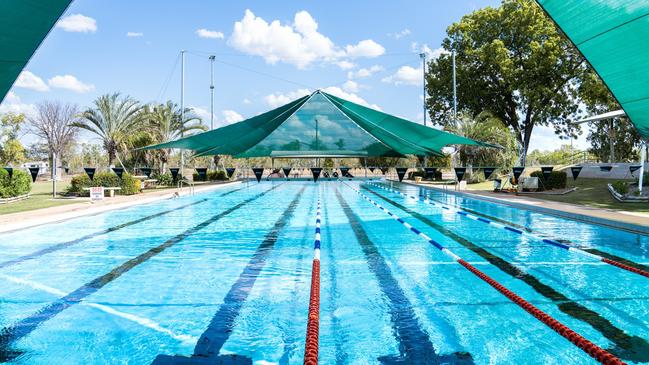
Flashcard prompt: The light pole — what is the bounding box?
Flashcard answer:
[452,49,458,121]
[209,55,215,130]
[180,50,185,178]
[420,52,427,127]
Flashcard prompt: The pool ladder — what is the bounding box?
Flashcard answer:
[177,179,195,196]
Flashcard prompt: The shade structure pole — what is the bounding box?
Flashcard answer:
[639,141,646,193]
[364,157,368,180]
[420,52,427,127]
[209,55,215,131]
[452,49,458,121]
[180,50,186,179]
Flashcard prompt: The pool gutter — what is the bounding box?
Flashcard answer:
[396,180,649,236]
[0,181,242,234]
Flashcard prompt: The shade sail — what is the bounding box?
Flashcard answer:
[0,0,72,103]
[143,90,496,157]
[536,0,649,138]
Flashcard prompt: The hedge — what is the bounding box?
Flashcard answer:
[529,170,567,191]
[0,169,31,198]
[67,172,141,196]
[192,170,228,182]
[612,180,629,195]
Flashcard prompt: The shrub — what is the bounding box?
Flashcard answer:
[208,170,228,181]
[154,172,174,186]
[0,169,31,198]
[530,170,567,191]
[407,170,425,180]
[67,172,141,196]
[643,171,649,187]
[612,180,629,195]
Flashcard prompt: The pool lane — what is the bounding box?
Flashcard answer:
[334,188,473,365]
[0,183,282,362]
[152,186,307,364]
[362,185,649,363]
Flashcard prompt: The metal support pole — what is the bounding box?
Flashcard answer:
[52,153,57,199]
[180,50,186,179]
[639,141,646,193]
[209,55,215,131]
[609,119,615,163]
[452,49,458,121]
[420,52,427,127]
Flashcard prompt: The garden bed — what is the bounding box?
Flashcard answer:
[607,183,649,203]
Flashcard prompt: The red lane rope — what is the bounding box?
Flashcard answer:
[304,260,320,365]
[457,259,625,365]
[343,181,626,365]
[602,258,649,278]
[304,197,322,365]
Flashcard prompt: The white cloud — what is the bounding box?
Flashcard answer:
[126,32,143,37]
[222,110,244,124]
[242,98,252,104]
[191,106,212,122]
[335,60,355,70]
[348,65,383,79]
[342,80,359,93]
[264,89,311,108]
[48,75,95,93]
[345,39,385,58]
[389,28,411,39]
[320,87,381,111]
[412,42,448,60]
[382,65,422,86]
[14,71,49,92]
[56,14,97,33]
[196,28,224,39]
[228,10,385,69]
[0,92,37,117]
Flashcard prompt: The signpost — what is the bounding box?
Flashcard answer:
[90,186,104,201]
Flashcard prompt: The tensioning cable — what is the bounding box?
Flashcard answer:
[342,181,625,365]
[367,182,649,279]
[304,195,322,365]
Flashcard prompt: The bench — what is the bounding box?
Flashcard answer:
[83,187,122,197]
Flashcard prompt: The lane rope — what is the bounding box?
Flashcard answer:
[304,195,321,365]
[368,182,649,279]
[343,182,625,365]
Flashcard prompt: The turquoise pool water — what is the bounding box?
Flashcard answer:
[0,180,647,364]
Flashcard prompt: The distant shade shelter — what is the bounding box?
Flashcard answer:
[536,0,649,138]
[143,90,496,158]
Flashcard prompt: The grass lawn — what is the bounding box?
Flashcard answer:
[0,180,78,215]
[460,178,649,213]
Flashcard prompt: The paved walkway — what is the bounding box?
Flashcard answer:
[401,181,649,234]
[0,181,240,234]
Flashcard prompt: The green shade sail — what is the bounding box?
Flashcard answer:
[144,90,495,158]
[536,0,649,138]
[0,0,72,103]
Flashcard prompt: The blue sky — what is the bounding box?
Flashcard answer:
[1,0,588,151]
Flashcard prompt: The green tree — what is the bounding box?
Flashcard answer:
[0,113,26,165]
[579,72,641,162]
[445,112,518,169]
[425,0,588,163]
[141,101,205,172]
[75,93,145,167]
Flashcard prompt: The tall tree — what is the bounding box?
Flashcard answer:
[142,101,205,172]
[75,93,144,167]
[28,101,79,178]
[425,0,588,163]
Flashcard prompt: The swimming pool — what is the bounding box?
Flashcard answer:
[0,180,647,364]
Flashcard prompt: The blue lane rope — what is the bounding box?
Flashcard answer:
[367,182,649,279]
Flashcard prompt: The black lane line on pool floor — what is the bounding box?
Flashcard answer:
[151,186,306,365]
[0,185,249,271]
[406,183,649,272]
[0,183,282,362]
[363,186,649,363]
[335,189,474,365]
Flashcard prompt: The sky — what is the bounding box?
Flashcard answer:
[0,0,590,151]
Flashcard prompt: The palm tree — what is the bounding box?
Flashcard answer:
[143,101,206,172]
[75,93,144,167]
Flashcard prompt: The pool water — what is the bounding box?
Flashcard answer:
[0,181,647,364]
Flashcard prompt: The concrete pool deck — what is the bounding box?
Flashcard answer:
[399,180,649,235]
[0,181,241,234]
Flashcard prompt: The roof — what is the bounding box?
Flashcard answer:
[0,0,72,103]
[536,0,649,138]
[143,90,496,158]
